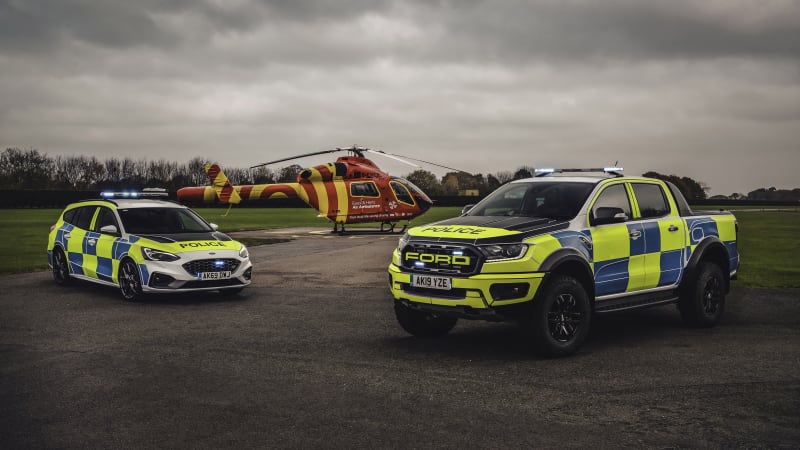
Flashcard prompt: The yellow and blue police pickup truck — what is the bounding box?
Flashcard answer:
[388,168,739,356]
[47,190,252,301]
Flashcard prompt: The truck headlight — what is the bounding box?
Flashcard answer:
[480,243,528,261]
[397,232,410,250]
[142,247,180,262]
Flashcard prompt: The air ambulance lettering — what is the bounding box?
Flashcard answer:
[179,241,227,249]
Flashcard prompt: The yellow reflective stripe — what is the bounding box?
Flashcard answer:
[333,179,349,223]
[82,254,98,278]
[527,234,562,270]
[625,182,641,218]
[590,224,629,262]
[659,219,685,251]
[95,236,115,258]
[66,229,86,253]
[643,253,662,287]
[713,215,737,241]
[626,254,646,291]
[88,207,100,231]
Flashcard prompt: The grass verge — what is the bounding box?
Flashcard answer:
[2,206,797,289]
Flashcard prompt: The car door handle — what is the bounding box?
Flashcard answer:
[88,238,97,246]
[629,230,642,240]
[64,232,71,239]
[668,225,679,232]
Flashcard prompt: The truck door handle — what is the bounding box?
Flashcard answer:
[629,230,642,239]
[668,225,679,232]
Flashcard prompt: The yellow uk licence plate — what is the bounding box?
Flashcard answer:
[411,274,451,290]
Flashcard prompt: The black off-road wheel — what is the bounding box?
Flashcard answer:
[119,259,144,302]
[52,248,73,286]
[679,262,726,328]
[394,301,457,338]
[524,275,592,357]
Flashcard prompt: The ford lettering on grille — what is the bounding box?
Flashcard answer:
[401,244,481,275]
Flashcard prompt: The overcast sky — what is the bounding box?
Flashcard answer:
[1,0,799,195]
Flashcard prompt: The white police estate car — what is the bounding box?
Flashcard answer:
[47,191,252,301]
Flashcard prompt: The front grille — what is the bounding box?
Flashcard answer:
[400,243,482,275]
[182,258,240,275]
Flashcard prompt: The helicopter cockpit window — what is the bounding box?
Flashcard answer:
[466,181,595,220]
[390,181,415,205]
[392,177,425,196]
[350,181,380,197]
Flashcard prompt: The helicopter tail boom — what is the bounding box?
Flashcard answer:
[205,163,242,204]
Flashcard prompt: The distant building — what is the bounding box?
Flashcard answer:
[458,189,480,197]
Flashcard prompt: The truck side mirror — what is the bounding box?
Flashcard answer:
[592,207,628,226]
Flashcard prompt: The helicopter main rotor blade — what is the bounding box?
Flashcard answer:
[250,149,342,169]
[372,150,470,174]
[365,149,420,168]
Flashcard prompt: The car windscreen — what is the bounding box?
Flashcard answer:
[117,207,212,235]
[466,181,595,220]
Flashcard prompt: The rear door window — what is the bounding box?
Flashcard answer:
[632,183,669,218]
[73,206,97,230]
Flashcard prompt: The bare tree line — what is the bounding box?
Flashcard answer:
[0,148,278,191]
[3,147,737,201]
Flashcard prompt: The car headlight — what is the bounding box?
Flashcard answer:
[238,245,249,259]
[479,243,529,261]
[397,232,410,250]
[142,247,180,262]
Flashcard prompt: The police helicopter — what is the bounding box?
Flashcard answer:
[176,146,464,234]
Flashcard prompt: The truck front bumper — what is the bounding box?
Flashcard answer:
[388,263,545,318]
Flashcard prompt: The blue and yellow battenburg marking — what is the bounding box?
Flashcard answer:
[525,218,736,298]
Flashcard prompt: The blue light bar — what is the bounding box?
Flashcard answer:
[99,189,167,199]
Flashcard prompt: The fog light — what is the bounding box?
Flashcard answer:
[490,283,529,301]
[243,267,252,280]
[149,272,175,288]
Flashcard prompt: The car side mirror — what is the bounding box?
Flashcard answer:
[592,207,628,226]
[461,204,475,215]
[99,224,119,235]
[209,223,219,231]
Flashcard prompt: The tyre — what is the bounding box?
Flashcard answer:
[118,259,144,302]
[52,248,73,286]
[679,262,726,328]
[524,275,591,357]
[394,301,457,338]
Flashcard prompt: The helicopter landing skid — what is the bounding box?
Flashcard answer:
[333,222,408,235]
